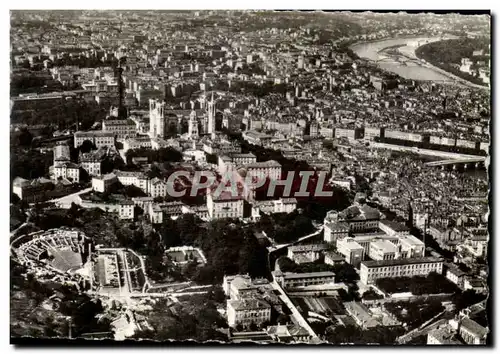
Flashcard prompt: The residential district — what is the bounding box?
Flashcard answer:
[10,10,490,345]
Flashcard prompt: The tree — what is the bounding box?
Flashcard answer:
[18,129,33,146]
[124,185,147,198]
[452,290,487,312]
[362,289,384,301]
[80,140,96,153]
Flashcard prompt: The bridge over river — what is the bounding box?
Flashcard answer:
[424,156,486,169]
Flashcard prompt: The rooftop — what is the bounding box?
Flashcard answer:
[75,130,115,137]
[289,243,328,253]
[399,234,425,247]
[361,256,443,268]
[461,317,488,338]
[280,271,335,279]
[428,325,462,345]
[379,219,410,232]
[339,204,381,221]
[228,298,271,311]
[246,160,282,169]
[371,239,398,253]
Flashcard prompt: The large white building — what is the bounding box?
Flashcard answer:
[245,160,281,181]
[360,257,444,285]
[378,220,411,237]
[287,244,328,264]
[227,299,271,328]
[74,131,115,149]
[399,235,425,258]
[122,136,152,153]
[148,177,169,198]
[119,200,135,220]
[79,152,103,176]
[53,161,80,183]
[114,170,149,192]
[102,119,137,140]
[331,204,382,233]
[207,191,244,219]
[272,269,336,289]
[369,239,398,261]
[251,198,298,217]
[324,222,349,243]
[92,173,118,193]
[336,237,365,267]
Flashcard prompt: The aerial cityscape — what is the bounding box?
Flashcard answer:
[9,10,490,345]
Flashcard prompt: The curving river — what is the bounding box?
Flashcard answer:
[349,36,486,87]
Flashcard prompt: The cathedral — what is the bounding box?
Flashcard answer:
[187,92,216,140]
[150,93,217,140]
[149,99,181,138]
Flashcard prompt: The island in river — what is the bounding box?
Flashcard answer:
[350,36,488,90]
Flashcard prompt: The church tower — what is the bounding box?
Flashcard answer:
[149,99,166,138]
[188,110,198,139]
[207,92,215,139]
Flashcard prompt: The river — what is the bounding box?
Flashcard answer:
[349,36,478,85]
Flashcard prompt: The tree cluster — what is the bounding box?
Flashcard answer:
[156,215,270,284]
[132,296,227,342]
[257,211,315,244]
[383,299,445,329]
[375,272,460,295]
[325,324,405,345]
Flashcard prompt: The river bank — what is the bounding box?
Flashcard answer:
[350,36,489,90]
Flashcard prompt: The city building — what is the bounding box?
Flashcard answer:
[123,137,152,152]
[369,239,398,261]
[207,191,244,219]
[336,237,365,267]
[53,161,80,183]
[398,235,425,258]
[12,177,53,203]
[245,160,281,181]
[344,302,380,329]
[74,131,115,148]
[148,177,168,198]
[149,203,163,224]
[223,274,253,299]
[287,244,328,264]
[102,119,137,140]
[446,266,467,289]
[119,200,135,220]
[324,222,349,243]
[79,152,103,176]
[378,220,410,237]
[272,269,336,288]
[227,298,272,328]
[92,173,118,193]
[334,204,382,233]
[459,317,488,345]
[53,142,71,163]
[427,323,463,345]
[324,251,345,265]
[360,257,444,285]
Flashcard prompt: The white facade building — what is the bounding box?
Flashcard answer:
[360,257,444,285]
[74,131,115,148]
[337,237,365,266]
[119,201,135,220]
[53,162,80,183]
